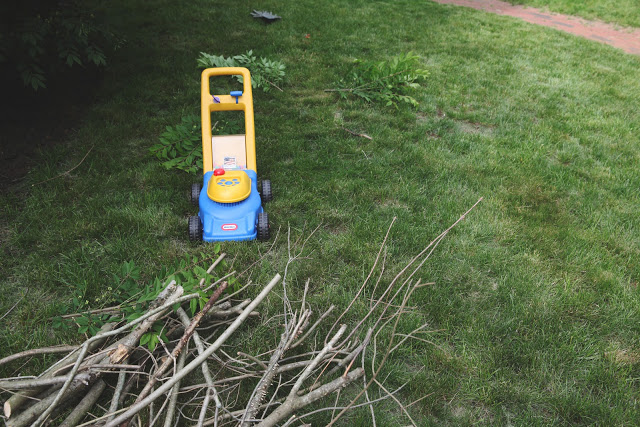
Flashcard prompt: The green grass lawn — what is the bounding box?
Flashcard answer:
[2,0,640,424]
[507,0,640,27]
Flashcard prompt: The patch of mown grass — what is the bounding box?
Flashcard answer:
[507,0,640,28]
[1,0,640,424]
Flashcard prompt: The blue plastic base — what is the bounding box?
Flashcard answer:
[198,170,263,242]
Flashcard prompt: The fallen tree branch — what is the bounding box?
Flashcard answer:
[106,359,129,424]
[58,379,106,427]
[163,342,188,427]
[256,368,365,427]
[102,274,281,427]
[1,207,483,426]
[134,282,227,405]
[0,372,91,390]
[31,282,185,427]
[3,322,115,418]
[0,344,71,367]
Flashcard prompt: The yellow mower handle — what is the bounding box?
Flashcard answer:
[200,67,256,173]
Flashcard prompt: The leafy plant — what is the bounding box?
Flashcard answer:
[197,50,286,92]
[0,0,123,90]
[53,246,235,351]
[150,114,244,174]
[333,52,429,107]
[149,115,202,174]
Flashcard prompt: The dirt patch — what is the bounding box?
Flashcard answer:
[457,120,495,136]
[380,198,410,210]
[607,348,640,365]
[325,222,348,235]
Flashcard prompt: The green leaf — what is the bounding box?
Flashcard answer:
[52,316,63,329]
[140,332,151,346]
[127,312,143,322]
[148,335,159,351]
[190,298,198,316]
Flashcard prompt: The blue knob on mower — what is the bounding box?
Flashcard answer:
[230,91,242,104]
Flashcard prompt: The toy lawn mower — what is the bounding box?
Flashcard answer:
[188,67,271,242]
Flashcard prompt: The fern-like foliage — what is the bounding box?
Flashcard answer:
[149,115,244,174]
[336,52,429,107]
[197,50,286,92]
[149,115,202,174]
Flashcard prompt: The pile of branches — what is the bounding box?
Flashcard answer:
[0,200,480,426]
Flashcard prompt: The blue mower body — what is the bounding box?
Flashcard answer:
[199,170,263,242]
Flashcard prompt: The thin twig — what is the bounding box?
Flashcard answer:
[374,379,417,426]
[291,305,334,349]
[0,345,78,366]
[328,217,396,343]
[0,292,26,321]
[106,359,129,423]
[266,79,284,92]
[237,352,267,370]
[198,254,227,288]
[163,342,188,427]
[361,335,376,427]
[341,127,372,140]
[31,145,94,186]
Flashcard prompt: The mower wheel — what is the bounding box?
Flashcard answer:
[188,216,202,241]
[260,180,272,202]
[257,212,269,241]
[190,183,201,206]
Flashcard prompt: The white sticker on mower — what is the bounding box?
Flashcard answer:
[223,157,237,169]
[222,224,238,231]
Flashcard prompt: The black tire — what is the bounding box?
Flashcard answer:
[260,180,272,202]
[190,183,201,206]
[257,212,269,241]
[188,216,202,241]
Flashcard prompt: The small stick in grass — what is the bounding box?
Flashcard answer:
[341,126,373,140]
[31,145,94,186]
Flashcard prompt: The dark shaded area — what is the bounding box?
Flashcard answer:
[0,66,102,189]
[0,0,113,189]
